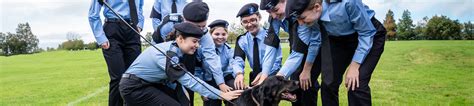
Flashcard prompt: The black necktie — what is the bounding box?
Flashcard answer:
[215,48,220,55]
[172,0,177,13]
[128,0,138,29]
[319,21,334,85]
[253,38,261,73]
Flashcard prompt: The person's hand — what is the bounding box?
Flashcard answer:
[234,73,246,90]
[299,69,312,91]
[101,41,110,49]
[251,73,267,86]
[345,61,360,91]
[201,96,209,101]
[220,90,243,101]
[300,62,314,91]
[218,84,233,93]
[233,72,245,89]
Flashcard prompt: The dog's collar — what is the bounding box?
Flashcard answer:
[251,91,260,106]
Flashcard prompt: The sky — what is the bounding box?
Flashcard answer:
[1,0,473,49]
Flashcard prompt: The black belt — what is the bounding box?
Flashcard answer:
[122,73,141,81]
[122,73,172,89]
[105,18,131,23]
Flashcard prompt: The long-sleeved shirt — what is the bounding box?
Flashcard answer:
[308,0,376,64]
[88,0,144,45]
[125,41,221,99]
[278,24,321,78]
[233,28,282,76]
[198,33,225,85]
[261,19,286,76]
[262,18,321,78]
[196,43,235,81]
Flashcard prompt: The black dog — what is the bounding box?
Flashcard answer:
[234,76,299,106]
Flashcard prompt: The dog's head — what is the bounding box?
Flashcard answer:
[254,76,299,103]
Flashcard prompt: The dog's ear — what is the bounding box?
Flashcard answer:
[261,77,284,105]
[263,79,280,99]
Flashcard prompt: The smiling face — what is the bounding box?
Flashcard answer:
[176,34,200,55]
[296,2,322,26]
[241,14,261,35]
[210,27,228,46]
[266,0,287,20]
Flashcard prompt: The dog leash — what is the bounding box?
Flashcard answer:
[251,91,260,106]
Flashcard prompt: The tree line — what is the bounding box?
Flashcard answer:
[0,23,99,56]
[57,32,99,51]
[1,11,472,56]
[384,9,473,40]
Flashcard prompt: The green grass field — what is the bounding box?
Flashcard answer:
[1,41,473,105]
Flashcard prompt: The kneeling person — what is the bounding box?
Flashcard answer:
[119,22,242,105]
[197,19,236,106]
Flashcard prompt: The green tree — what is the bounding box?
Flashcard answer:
[59,32,85,50]
[142,32,153,48]
[59,39,85,50]
[0,23,40,56]
[228,23,246,44]
[46,47,56,51]
[413,16,429,40]
[384,9,397,40]
[424,15,462,40]
[14,23,39,54]
[397,10,415,40]
[0,32,6,55]
[17,23,40,53]
[462,21,473,40]
[85,41,99,50]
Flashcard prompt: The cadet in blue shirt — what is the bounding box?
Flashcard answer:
[196,19,236,106]
[168,2,233,105]
[150,0,188,44]
[286,0,387,105]
[233,3,283,90]
[88,0,143,105]
[119,22,243,106]
[253,0,322,105]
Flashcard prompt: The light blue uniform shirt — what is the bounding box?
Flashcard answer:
[88,0,144,45]
[198,33,225,85]
[151,1,224,84]
[151,0,187,35]
[278,24,321,78]
[233,28,282,76]
[196,43,235,81]
[262,18,321,78]
[261,19,286,76]
[308,0,376,64]
[125,41,221,99]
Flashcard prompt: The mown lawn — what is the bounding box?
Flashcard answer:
[0,41,473,105]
